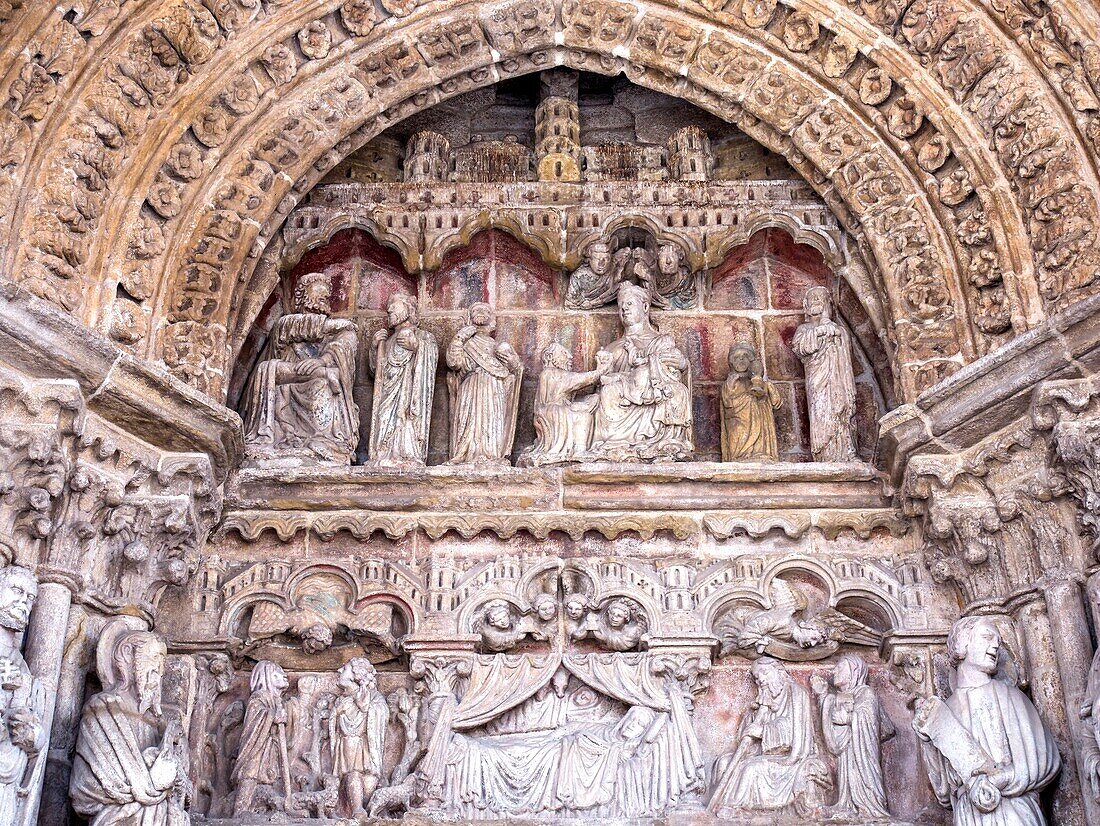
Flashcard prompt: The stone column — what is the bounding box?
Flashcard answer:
[1015,597,1089,825]
[21,577,73,826]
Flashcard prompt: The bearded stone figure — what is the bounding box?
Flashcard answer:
[721,342,781,462]
[633,242,699,309]
[792,286,857,462]
[232,661,295,816]
[0,566,43,826]
[242,272,359,464]
[70,622,187,826]
[566,241,623,310]
[367,294,438,466]
[812,655,894,820]
[589,282,693,461]
[329,657,388,816]
[709,657,831,818]
[446,303,523,464]
[914,617,1060,826]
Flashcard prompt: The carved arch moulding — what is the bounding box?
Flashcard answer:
[8,0,1100,404]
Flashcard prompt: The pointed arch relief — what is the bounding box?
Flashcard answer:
[8,0,1100,404]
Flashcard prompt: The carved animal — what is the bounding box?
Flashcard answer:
[368,774,418,818]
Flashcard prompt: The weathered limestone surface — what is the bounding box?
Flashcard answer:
[2,1,1100,822]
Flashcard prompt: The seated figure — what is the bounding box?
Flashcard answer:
[709,657,831,818]
[525,343,605,466]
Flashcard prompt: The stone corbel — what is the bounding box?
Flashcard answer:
[1033,377,1100,550]
[903,455,1017,609]
[648,642,715,700]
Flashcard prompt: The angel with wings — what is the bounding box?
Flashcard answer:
[716,579,882,661]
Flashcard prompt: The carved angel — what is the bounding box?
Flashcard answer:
[239,597,400,656]
[571,597,649,652]
[715,579,881,661]
[473,598,553,653]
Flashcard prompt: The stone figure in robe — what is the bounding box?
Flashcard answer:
[913,616,1060,826]
[792,286,857,462]
[0,566,44,826]
[721,342,781,462]
[70,623,187,826]
[232,661,295,816]
[525,343,605,465]
[812,655,893,819]
[709,657,831,818]
[589,283,693,462]
[330,657,388,816]
[242,272,359,464]
[570,598,648,652]
[367,294,438,466]
[446,303,523,464]
[1081,580,1100,798]
[566,242,624,310]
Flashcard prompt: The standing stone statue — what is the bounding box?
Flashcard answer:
[0,566,43,826]
[242,272,359,464]
[709,657,831,818]
[721,342,781,462]
[566,241,623,310]
[589,282,693,461]
[812,655,893,820]
[232,661,295,816]
[792,286,857,462]
[913,616,1060,826]
[367,294,438,466]
[330,657,388,817]
[446,303,523,464]
[525,343,604,465]
[70,622,187,826]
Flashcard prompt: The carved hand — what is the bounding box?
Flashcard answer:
[148,749,179,792]
[396,328,419,351]
[372,329,389,347]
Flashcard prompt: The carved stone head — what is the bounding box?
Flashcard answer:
[250,660,289,695]
[657,243,684,275]
[100,624,168,715]
[386,293,418,328]
[532,594,557,622]
[586,242,612,275]
[294,272,332,315]
[468,302,495,331]
[833,653,869,691]
[483,599,513,630]
[617,282,651,329]
[947,615,1001,676]
[750,656,786,694]
[543,343,571,370]
[803,285,832,321]
[605,598,632,629]
[337,656,378,693]
[564,593,589,620]
[727,342,761,378]
[0,566,37,633]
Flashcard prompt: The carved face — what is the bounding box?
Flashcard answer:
[469,302,494,329]
[606,601,630,628]
[0,569,36,632]
[619,291,647,327]
[534,597,557,622]
[296,275,331,314]
[486,603,512,630]
[962,619,1001,676]
[387,295,412,327]
[564,595,588,620]
[752,661,783,693]
[657,244,681,275]
[588,245,612,275]
[804,287,829,319]
[833,658,855,691]
[546,344,571,370]
[728,346,754,375]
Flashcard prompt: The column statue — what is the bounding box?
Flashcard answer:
[330,657,388,816]
[812,654,893,819]
[589,283,693,462]
[709,657,831,818]
[913,616,1060,826]
[232,661,295,816]
[0,566,43,826]
[446,303,523,464]
[565,242,623,310]
[792,286,857,462]
[721,342,781,462]
[70,622,187,826]
[367,294,438,466]
[242,272,359,464]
